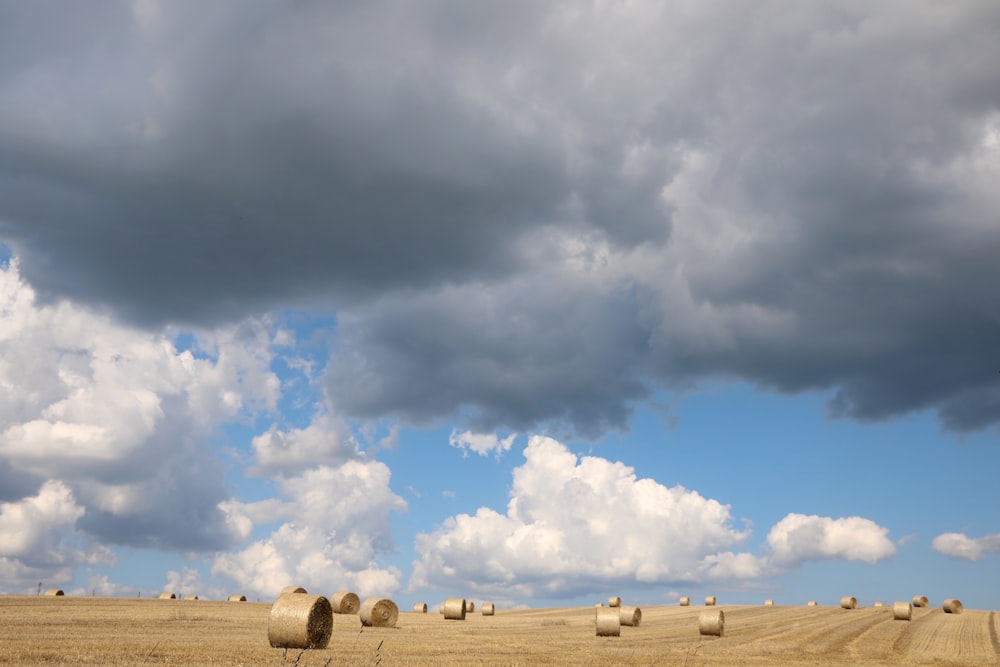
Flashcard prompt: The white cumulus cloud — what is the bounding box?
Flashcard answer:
[932,532,1000,561]
[410,435,897,600]
[214,416,407,599]
[449,430,517,458]
[0,260,281,554]
[766,513,896,566]
[410,435,757,599]
[0,480,113,592]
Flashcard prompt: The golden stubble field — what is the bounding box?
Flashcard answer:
[0,595,997,666]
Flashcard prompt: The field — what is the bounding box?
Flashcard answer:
[1,595,997,666]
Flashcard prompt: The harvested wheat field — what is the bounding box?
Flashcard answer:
[0,596,997,666]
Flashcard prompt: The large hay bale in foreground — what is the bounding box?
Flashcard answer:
[840,596,857,610]
[705,596,717,606]
[699,609,724,637]
[619,606,641,627]
[330,590,360,614]
[413,602,428,613]
[608,596,621,608]
[228,594,247,602]
[443,597,467,620]
[268,594,333,649]
[892,601,912,620]
[158,592,176,599]
[679,596,691,606]
[912,595,928,607]
[595,607,621,637]
[44,589,64,597]
[482,603,495,616]
[359,598,398,628]
[281,586,307,596]
[943,599,964,614]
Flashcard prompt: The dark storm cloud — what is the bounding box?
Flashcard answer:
[0,0,669,325]
[326,263,651,437]
[2,1,1000,435]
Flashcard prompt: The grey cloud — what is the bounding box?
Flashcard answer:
[2,2,1000,435]
[326,269,651,438]
[0,459,42,503]
[0,1,669,326]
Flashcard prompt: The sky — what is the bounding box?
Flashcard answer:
[1,1,999,611]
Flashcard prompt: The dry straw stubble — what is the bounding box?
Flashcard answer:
[699,609,725,637]
[330,590,360,614]
[595,607,621,637]
[359,597,399,628]
[267,593,333,650]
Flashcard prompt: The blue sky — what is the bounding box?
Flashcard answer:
[1,1,999,611]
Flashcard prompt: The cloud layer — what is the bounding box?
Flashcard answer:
[1,3,998,437]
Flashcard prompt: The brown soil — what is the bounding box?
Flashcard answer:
[0,596,996,666]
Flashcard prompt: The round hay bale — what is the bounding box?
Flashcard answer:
[158,592,176,599]
[764,599,774,606]
[912,595,928,607]
[943,599,963,614]
[359,597,398,628]
[840,596,857,610]
[874,601,884,607]
[705,596,717,606]
[184,595,199,600]
[443,597,467,620]
[595,607,621,637]
[267,594,333,649]
[482,602,495,616]
[892,601,912,621]
[228,594,247,602]
[467,601,475,613]
[619,605,641,627]
[807,601,818,607]
[699,609,724,637]
[413,602,428,613]
[281,586,308,596]
[679,596,691,606]
[608,596,621,607]
[330,590,360,614]
[44,589,65,596]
